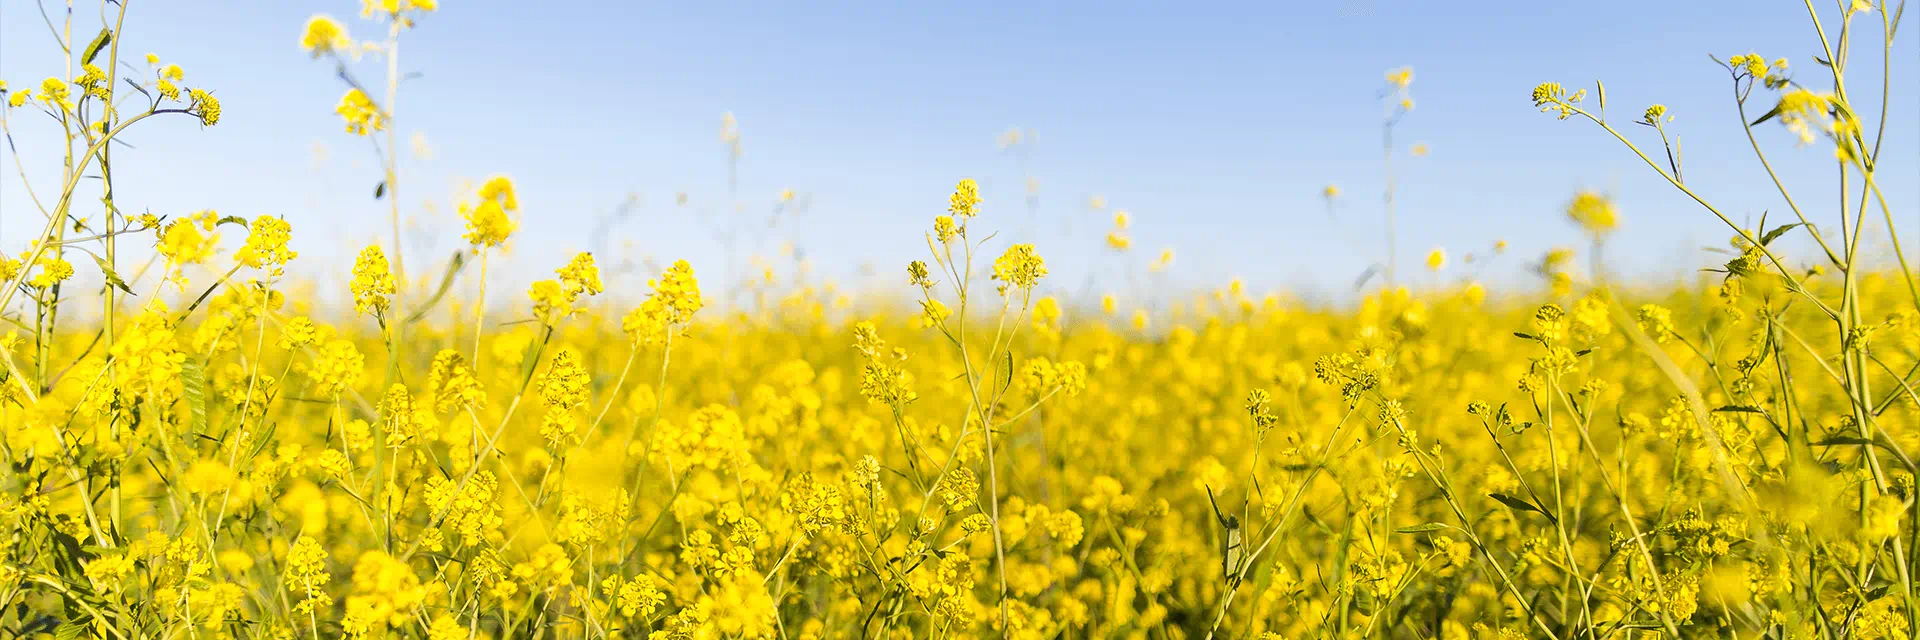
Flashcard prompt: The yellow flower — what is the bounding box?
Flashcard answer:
[236,215,298,274]
[462,176,519,247]
[479,175,520,211]
[530,252,604,322]
[157,217,218,267]
[621,260,703,345]
[1425,248,1446,271]
[349,245,396,317]
[336,88,385,136]
[300,15,351,55]
[37,77,71,111]
[26,256,74,289]
[1386,66,1414,89]
[74,64,108,100]
[933,215,959,244]
[991,244,1047,293]
[948,178,982,219]
[190,89,221,126]
[1566,190,1619,236]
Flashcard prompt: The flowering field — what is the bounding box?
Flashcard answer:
[2,1,1918,639]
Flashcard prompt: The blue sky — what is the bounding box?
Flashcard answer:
[2,0,1914,305]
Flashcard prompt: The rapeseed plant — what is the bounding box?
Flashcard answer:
[0,1,1916,639]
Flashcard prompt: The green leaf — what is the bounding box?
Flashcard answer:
[216,215,249,228]
[1394,523,1448,534]
[374,181,387,200]
[1512,332,1538,341]
[405,251,469,324]
[1813,435,1875,447]
[91,256,134,295]
[55,618,91,640]
[81,28,112,66]
[994,351,1015,397]
[1750,102,1784,127]
[1714,405,1766,414]
[1760,222,1805,247]
[1489,493,1557,523]
[182,357,210,435]
[248,421,279,461]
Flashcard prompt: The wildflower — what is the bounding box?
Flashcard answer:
[1642,104,1668,124]
[538,348,592,447]
[236,215,298,274]
[336,88,385,136]
[286,536,333,614]
[1386,66,1413,89]
[363,0,439,16]
[1637,304,1676,343]
[1566,190,1619,236]
[426,349,485,413]
[621,260,703,345]
[1530,81,1584,119]
[26,256,73,289]
[530,252,604,322]
[1425,248,1446,271]
[948,179,982,218]
[190,89,220,126]
[991,243,1047,294]
[313,338,366,396]
[279,316,321,350]
[300,15,351,55]
[933,215,960,244]
[350,245,396,317]
[74,64,108,100]
[908,260,934,289]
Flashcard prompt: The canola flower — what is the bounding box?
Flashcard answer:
[0,1,1916,639]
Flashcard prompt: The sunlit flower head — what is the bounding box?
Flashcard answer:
[300,15,350,56]
[1566,190,1619,237]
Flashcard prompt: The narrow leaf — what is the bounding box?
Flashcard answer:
[182,357,210,435]
[1394,523,1448,534]
[91,256,134,295]
[1760,223,1805,248]
[374,181,387,200]
[995,351,1015,397]
[81,28,112,66]
[1489,493,1556,523]
[405,251,469,324]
